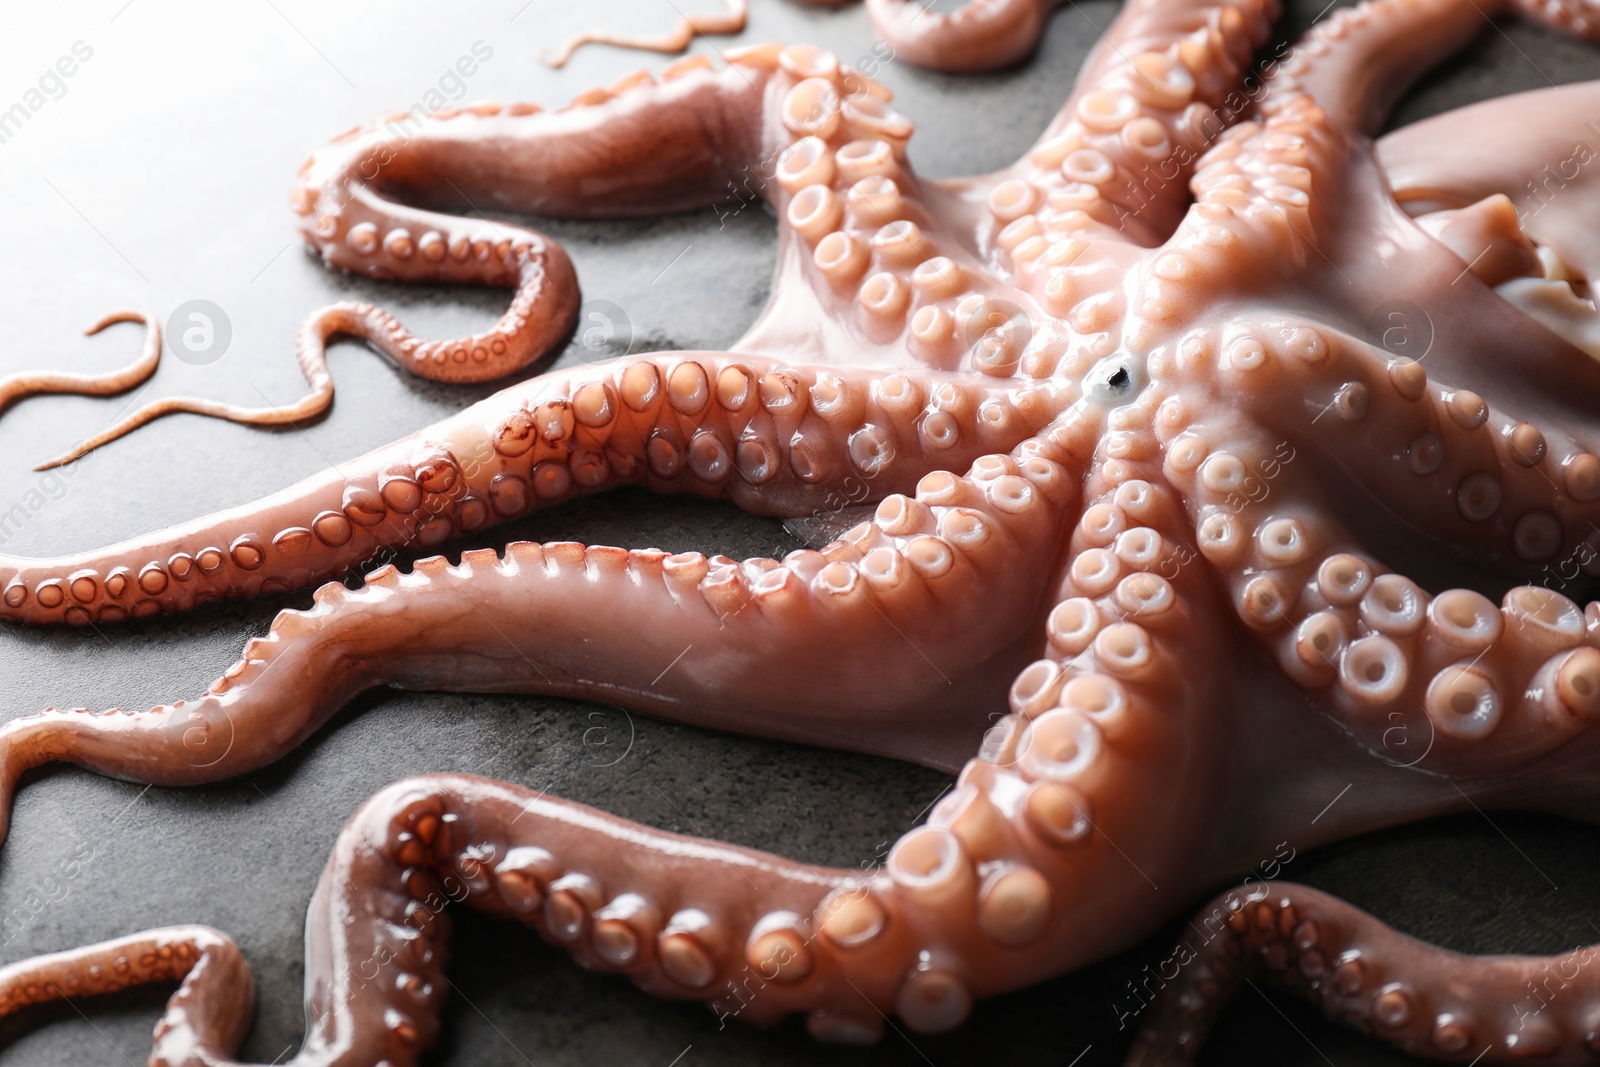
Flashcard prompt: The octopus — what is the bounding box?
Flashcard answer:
[3,0,1600,1060]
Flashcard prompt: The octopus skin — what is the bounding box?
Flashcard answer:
[5,0,1600,1062]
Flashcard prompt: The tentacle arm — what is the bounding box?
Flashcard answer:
[34,289,585,471]
[303,55,777,226]
[1237,320,1600,586]
[542,0,749,68]
[1282,0,1600,138]
[1129,881,1600,1064]
[952,0,1278,260]
[1154,0,1600,308]
[0,773,978,1064]
[0,926,255,1057]
[1,354,1062,626]
[864,0,1066,73]
[0,312,160,436]
[1152,365,1600,779]
[1280,0,1507,136]
[0,407,1084,847]
[1148,0,1500,300]
[0,462,1258,1063]
[44,53,789,466]
[1149,84,1347,308]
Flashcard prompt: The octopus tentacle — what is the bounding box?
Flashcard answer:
[1127,881,1600,1064]
[1002,463,1236,905]
[0,422,1081,840]
[975,0,1280,249]
[1244,321,1600,579]
[297,57,775,224]
[1150,0,1510,294]
[47,54,799,467]
[0,462,1243,1062]
[1147,313,1591,576]
[0,355,1060,626]
[0,775,847,1066]
[865,0,1065,72]
[722,45,1037,374]
[1280,0,1505,135]
[542,0,750,68]
[38,182,583,468]
[31,295,579,470]
[0,311,161,450]
[1159,388,1600,776]
[1261,0,1596,138]
[1152,90,1344,302]
[297,189,576,384]
[0,926,256,1055]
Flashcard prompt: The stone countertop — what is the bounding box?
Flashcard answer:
[0,2,1595,1064]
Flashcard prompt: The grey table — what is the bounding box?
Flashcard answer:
[0,2,1596,1064]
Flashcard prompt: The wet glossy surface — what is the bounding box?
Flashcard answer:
[0,1,1598,1063]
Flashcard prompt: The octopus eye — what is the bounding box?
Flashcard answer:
[1107,367,1131,392]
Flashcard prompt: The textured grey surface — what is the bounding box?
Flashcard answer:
[0,2,1596,1064]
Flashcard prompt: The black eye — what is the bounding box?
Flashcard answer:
[1107,367,1130,391]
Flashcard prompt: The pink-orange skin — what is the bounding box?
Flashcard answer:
[6,0,1600,1061]
[865,0,1067,71]
[0,312,163,471]
[544,0,753,69]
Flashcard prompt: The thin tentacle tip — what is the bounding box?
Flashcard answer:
[82,309,148,336]
[33,445,88,472]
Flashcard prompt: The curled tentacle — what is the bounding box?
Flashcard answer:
[0,926,255,1058]
[48,52,801,465]
[0,311,160,424]
[0,311,161,470]
[35,301,483,471]
[0,775,846,1067]
[542,0,749,68]
[1129,881,1600,1064]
